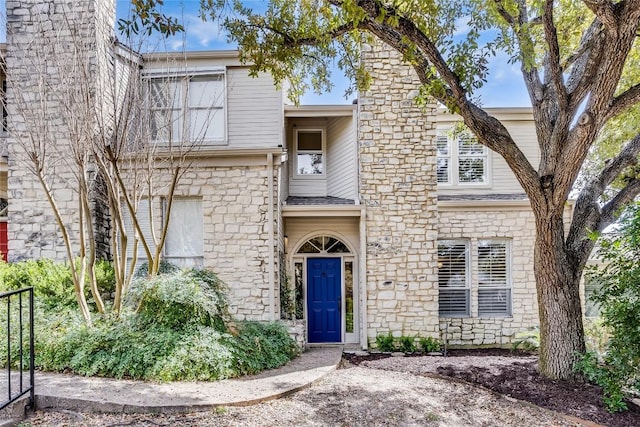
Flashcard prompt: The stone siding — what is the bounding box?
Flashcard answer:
[438,207,539,346]
[149,161,281,321]
[6,0,115,261]
[359,41,440,343]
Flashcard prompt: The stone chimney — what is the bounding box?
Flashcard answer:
[5,0,115,261]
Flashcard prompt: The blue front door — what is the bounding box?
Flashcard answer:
[307,257,341,343]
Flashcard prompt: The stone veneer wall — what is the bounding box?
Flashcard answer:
[6,0,115,261]
[358,41,440,342]
[167,162,280,321]
[438,207,540,346]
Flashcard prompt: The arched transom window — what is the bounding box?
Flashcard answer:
[296,235,352,254]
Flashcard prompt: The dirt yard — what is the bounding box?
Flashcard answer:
[22,350,640,426]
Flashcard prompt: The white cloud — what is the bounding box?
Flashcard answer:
[453,16,471,37]
[183,14,226,48]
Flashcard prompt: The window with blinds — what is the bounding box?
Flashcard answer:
[164,198,204,268]
[438,240,470,316]
[477,240,511,316]
[148,73,225,145]
[436,135,450,183]
[457,135,487,184]
[123,199,156,268]
[436,131,488,185]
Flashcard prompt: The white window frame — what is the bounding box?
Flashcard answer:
[436,135,451,184]
[477,239,512,317]
[146,68,227,146]
[163,197,204,268]
[294,128,326,177]
[438,239,471,317]
[436,130,491,187]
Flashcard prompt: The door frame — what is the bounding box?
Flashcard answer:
[289,233,359,344]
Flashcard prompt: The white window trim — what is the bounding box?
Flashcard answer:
[293,127,326,178]
[146,69,228,146]
[477,239,512,317]
[438,239,471,317]
[436,130,491,188]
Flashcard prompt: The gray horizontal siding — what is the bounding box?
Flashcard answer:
[226,67,281,148]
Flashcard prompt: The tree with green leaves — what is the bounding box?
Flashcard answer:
[124,0,640,381]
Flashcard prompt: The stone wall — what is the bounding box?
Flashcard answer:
[358,41,440,343]
[438,206,539,346]
[150,160,281,321]
[6,0,115,261]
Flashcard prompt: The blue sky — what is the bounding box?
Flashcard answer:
[0,0,530,107]
[114,0,531,107]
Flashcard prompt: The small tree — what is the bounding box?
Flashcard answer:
[5,5,221,319]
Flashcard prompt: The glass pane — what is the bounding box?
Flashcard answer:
[149,79,181,108]
[150,109,181,141]
[297,241,321,253]
[189,75,224,108]
[295,262,304,319]
[165,199,204,262]
[297,130,322,150]
[123,199,156,261]
[436,135,449,155]
[438,241,468,288]
[190,108,224,141]
[478,242,507,287]
[345,261,354,333]
[327,241,349,253]
[458,135,484,155]
[439,289,470,316]
[584,278,602,317]
[297,153,323,174]
[478,289,511,316]
[458,158,485,183]
[437,158,449,183]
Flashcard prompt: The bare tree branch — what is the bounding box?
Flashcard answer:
[542,0,568,108]
[604,82,640,122]
[568,133,640,258]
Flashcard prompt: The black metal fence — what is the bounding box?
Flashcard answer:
[0,287,35,411]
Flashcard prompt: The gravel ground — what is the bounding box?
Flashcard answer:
[24,363,579,426]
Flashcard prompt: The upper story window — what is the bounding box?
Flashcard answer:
[437,131,489,185]
[295,129,324,175]
[148,73,225,145]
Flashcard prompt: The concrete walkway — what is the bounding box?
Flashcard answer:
[26,346,342,415]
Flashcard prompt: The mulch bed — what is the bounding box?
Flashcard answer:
[343,349,640,427]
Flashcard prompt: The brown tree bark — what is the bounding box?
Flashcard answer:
[534,212,586,380]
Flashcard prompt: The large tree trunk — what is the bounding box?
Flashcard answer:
[534,213,586,380]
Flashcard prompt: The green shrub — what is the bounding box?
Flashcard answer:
[418,336,441,353]
[94,260,116,297]
[232,321,300,375]
[10,267,298,381]
[398,336,417,353]
[578,203,640,411]
[512,327,540,352]
[125,268,229,330]
[0,259,75,309]
[134,260,180,278]
[375,332,396,352]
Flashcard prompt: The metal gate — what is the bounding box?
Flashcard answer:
[1,287,35,411]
